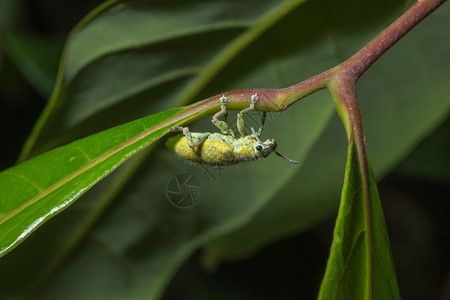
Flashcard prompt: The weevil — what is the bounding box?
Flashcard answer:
[165,93,298,166]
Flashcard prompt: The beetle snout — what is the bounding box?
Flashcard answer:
[270,139,277,150]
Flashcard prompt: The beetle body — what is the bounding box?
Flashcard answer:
[166,132,277,166]
[166,94,297,166]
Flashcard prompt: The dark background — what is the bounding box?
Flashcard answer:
[0,1,448,299]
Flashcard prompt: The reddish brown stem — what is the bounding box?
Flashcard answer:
[181,0,446,121]
[341,0,447,78]
[277,0,446,110]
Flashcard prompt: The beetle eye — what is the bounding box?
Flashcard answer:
[255,145,263,151]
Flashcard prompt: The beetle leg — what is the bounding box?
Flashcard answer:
[237,93,259,137]
[170,126,210,148]
[256,112,266,137]
[212,95,235,137]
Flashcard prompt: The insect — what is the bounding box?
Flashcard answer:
[166,93,298,166]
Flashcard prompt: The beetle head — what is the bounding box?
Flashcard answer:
[250,127,298,164]
[253,138,277,158]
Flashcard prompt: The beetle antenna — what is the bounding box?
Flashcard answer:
[274,151,298,164]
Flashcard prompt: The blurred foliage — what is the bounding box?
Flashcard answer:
[0,0,448,299]
[2,32,61,97]
[395,117,450,184]
[0,0,19,31]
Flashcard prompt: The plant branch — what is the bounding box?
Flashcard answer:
[341,0,447,78]
[274,0,447,110]
[174,0,445,127]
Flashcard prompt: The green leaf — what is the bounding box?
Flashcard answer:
[318,141,400,299]
[1,33,61,98]
[395,116,450,183]
[0,106,186,256]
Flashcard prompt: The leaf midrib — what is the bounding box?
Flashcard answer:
[1,119,168,227]
[178,0,308,105]
[67,23,251,81]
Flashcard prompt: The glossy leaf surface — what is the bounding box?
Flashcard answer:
[0,107,185,257]
[318,142,400,299]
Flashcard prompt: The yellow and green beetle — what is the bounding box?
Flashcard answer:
[166,94,297,166]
